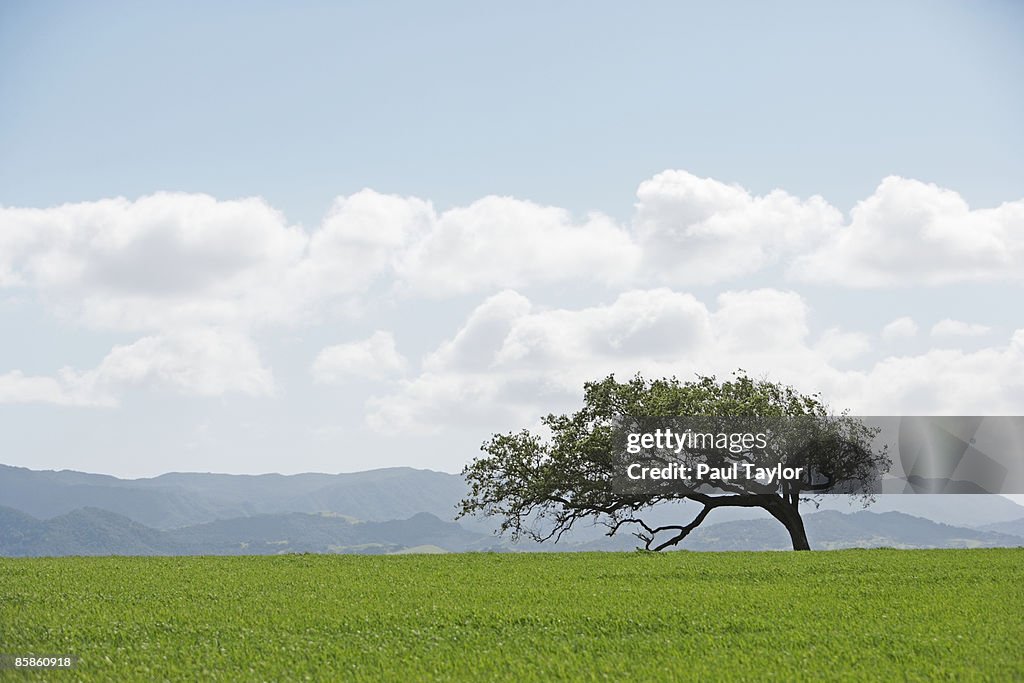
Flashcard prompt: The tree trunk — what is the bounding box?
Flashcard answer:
[641,493,813,552]
[766,499,810,551]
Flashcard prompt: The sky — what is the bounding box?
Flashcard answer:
[1,1,1023,482]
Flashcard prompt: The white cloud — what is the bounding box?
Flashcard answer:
[312,331,408,382]
[791,176,1024,286]
[0,193,308,331]
[368,289,1024,434]
[3,171,1024,409]
[298,190,433,302]
[4,174,1022,339]
[710,289,808,356]
[0,330,274,406]
[395,196,638,296]
[88,329,276,397]
[814,327,871,362]
[930,319,992,337]
[424,290,533,372]
[634,170,842,284]
[0,190,416,404]
[882,316,918,340]
[368,288,814,433]
[0,371,100,406]
[0,189,443,334]
[369,288,717,433]
[829,331,1024,415]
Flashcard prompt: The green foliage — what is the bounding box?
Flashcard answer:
[1,550,1021,681]
[575,371,830,420]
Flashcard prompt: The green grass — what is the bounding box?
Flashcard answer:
[1,549,1022,681]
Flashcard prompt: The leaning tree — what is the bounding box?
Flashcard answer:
[459,372,888,551]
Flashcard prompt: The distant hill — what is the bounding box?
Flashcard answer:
[630,495,1024,529]
[0,464,235,529]
[0,506,486,557]
[5,463,1023,534]
[0,464,467,529]
[3,505,1020,556]
[681,510,1024,551]
[813,495,1024,528]
[163,510,485,554]
[3,463,1024,555]
[0,506,166,556]
[975,517,1024,539]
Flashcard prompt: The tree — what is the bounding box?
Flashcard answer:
[459,372,888,551]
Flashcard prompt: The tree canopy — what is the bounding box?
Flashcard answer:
[459,372,888,551]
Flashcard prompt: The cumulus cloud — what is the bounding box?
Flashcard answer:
[814,328,872,362]
[829,331,1024,415]
[0,190,438,333]
[0,190,418,403]
[4,174,1022,336]
[882,317,919,341]
[0,193,308,330]
[3,171,1023,408]
[0,371,97,406]
[395,197,638,296]
[0,187,637,332]
[634,170,842,284]
[369,288,715,433]
[312,331,408,382]
[369,288,818,433]
[399,173,1023,291]
[91,329,275,397]
[791,176,1024,286]
[298,191,433,302]
[367,289,1024,433]
[0,329,274,406]
[930,319,992,337]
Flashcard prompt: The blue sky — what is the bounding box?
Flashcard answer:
[3,1,1022,223]
[1,1,1023,482]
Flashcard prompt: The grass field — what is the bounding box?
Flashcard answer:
[1,549,1022,681]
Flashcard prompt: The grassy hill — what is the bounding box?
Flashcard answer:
[1,550,1021,680]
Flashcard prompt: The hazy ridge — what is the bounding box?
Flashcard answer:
[2,463,1022,555]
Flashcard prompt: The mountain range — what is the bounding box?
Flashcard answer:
[0,506,488,556]
[0,464,465,529]
[1,463,1022,555]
